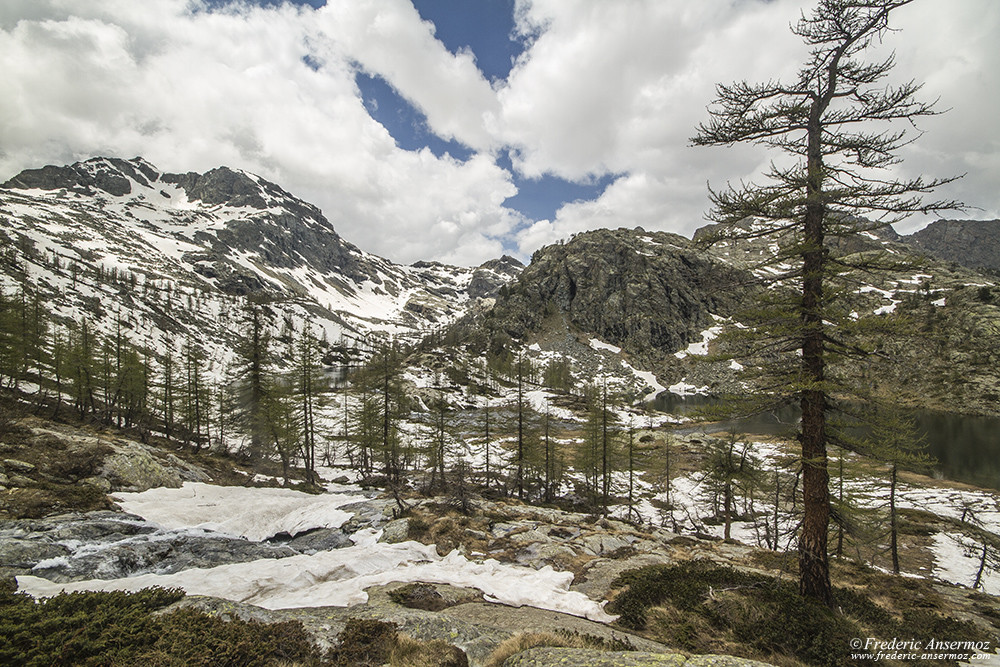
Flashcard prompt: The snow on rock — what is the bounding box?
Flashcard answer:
[673,320,723,359]
[588,338,622,354]
[668,379,709,396]
[623,362,666,400]
[112,482,366,541]
[525,390,576,421]
[874,301,899,315]
[931,532,999,595]
[16,541,617,622]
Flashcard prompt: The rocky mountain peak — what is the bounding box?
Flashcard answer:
[479,227,750,366]
[468,255,525,300]
[2,156,160,197]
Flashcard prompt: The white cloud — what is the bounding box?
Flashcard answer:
[499,0,999,257]
[0,0,515,265]
[0,0,996,265]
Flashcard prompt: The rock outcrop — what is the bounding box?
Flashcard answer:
[502,647,775,666]
[475,228,752,366]
[902,218,1000,270]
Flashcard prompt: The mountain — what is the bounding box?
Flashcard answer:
[900,218,1000,271]
[0,157,520,366]
[472,228,751,367]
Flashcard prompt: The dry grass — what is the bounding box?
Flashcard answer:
[481,632,586,667]
[389,635,468,667]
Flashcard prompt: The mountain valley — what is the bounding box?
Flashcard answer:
[2,157,1000,667]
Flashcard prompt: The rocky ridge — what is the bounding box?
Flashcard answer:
[903,219,1000,271]
[0,156,520,368]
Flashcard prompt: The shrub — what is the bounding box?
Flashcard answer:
[328,618,398,667]
[0,583,325,666]
[607,561,995,667]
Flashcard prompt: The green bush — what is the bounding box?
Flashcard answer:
[0,582,325,666]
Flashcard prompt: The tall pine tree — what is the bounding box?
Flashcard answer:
[692,0,961,604]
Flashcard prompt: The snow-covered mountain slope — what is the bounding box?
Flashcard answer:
[0,157,521,363]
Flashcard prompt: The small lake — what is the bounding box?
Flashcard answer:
[652,394,1000,492]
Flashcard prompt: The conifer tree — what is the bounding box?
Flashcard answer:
[480,391,493,493]
[702,432,759,541]
[159,338,178,441]
[0,286,27,390]
[355,340,407,483]
[293,323,324,484]
[427,373,449,492]
[692,0,962,604]
[233,301,272,462]
[67,319,98,418]
[182,338,209,451]
[512,352,537,500]
[854,404,931,573]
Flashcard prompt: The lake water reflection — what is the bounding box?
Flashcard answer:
[651,394,1000,491]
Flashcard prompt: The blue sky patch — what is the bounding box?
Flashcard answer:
[498,151,618,222]
[356,71,475,162]
[411,0,524,82]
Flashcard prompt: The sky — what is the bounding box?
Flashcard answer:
[1,0,997,266]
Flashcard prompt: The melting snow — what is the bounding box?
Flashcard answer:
[932,532,999,595]
[112,482,366,541]
[16,542,616,621]
[589,338,622,354]
[668,380,708,396]
[674,320,723,359]
[19,481,617,622]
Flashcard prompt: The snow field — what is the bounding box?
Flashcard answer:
[20,481,617,622]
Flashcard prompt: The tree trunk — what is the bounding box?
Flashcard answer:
[973,543,988,590]
[798,108,833,607]
[890,464,900,574]
[724,480,732,540]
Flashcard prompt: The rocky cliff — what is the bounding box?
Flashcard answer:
[475,228,752,367]
[903,218,1000,271]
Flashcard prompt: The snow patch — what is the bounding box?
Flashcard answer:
[17,542,616,622]
[674,321,723,359]
[112,482,365,541]
[588,338,622,354]
[668,380,709,396]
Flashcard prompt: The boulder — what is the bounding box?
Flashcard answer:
[380,518,410,544]
[0,539,70,570]
[101,445,183,491]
